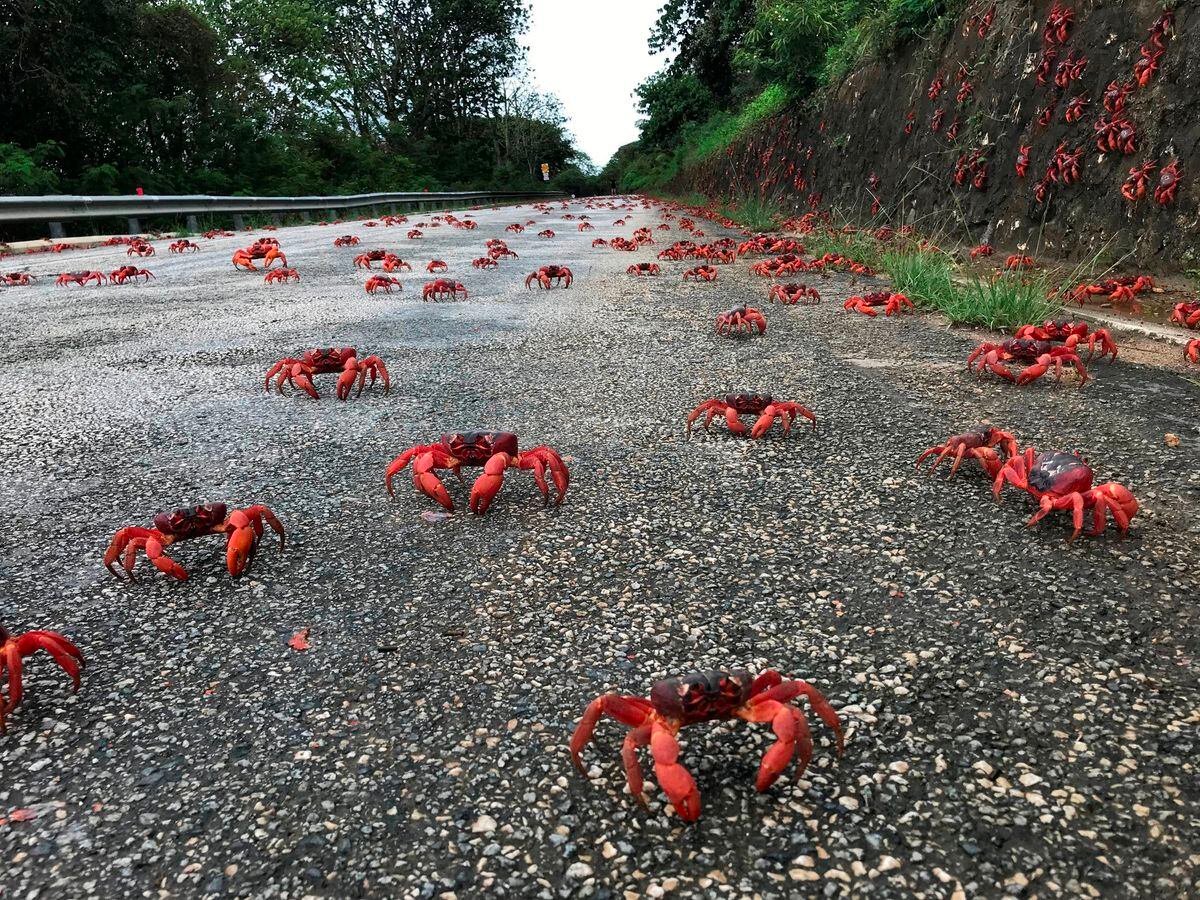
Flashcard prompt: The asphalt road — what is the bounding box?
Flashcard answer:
[0,199,1197,899]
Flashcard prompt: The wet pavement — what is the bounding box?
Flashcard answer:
[0,199,1197,898]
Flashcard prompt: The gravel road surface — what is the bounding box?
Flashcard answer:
[1,199,1197,899]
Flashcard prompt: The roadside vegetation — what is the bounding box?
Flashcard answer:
[609,0,964,192]
[0,0,597,205]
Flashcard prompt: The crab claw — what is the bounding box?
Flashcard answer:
[650,724,701,821]
[468,452,511,515]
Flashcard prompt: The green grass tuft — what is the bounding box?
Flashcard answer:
[883,249,1059,328]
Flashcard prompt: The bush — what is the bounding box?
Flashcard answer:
[0,143,62,194]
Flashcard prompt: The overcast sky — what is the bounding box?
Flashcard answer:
[525,1,666,167]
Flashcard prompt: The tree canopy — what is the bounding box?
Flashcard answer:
[0,0,591,196]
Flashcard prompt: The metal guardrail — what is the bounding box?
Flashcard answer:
[0,190,568,236]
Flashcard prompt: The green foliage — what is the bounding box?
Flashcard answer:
[883,249,1059,328]
[614,0,962,190]
[0,143,62,194]
[807,230,887,270]
[0,0,581,209]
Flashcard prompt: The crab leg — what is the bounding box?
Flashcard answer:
[650,721,701,821]
[621,723,653,805]
[569,693,654,772]
[103,526,157,579]
[516,447,570,506]
[750,679,845,754]
[737,699,811,788]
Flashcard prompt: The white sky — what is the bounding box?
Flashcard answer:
[525,1,667,167]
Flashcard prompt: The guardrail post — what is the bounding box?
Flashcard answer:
[185,215,200,233]
[127,217,140,235]
[326,209,335,221]
[232,214,245,230]
[389,203,398,216]
[271,213,282,227]
[48,222,65,240]
[300,210,311,223]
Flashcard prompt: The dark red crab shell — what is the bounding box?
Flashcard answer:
[723,392,774,414]
[441,431,518,464]
[153,502,228,538]
[1027,450,1093,496]
[649,669,754,724]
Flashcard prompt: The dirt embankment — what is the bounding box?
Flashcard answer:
[682,0,1200,269]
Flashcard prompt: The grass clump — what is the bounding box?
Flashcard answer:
[807,230,886,270]
[883,248,1059,329]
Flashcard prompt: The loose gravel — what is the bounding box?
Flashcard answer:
[0,199,1197,899]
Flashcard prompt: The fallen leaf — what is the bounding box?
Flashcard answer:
[288,628,311,652]
[1165,432,1181,447]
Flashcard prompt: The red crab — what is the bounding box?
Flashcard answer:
[715,305,766,335]
[407,229,423,239]
[683,265,718,282]
[2,272,34,286]
[970,243,994,261]
[578,222,594,232]
[993,449,1138,540]
[427,260,448,273]
[333,235,360,247]
[109,266,154,285]
[1094,115,1138,156]
[627,263,661,276]
[592,238,608,248]
[1049,143,1084,185]
[686,393,816,438]
[537,230,555,239]
[1122,161,1157,202]
[1005,254,1036,271]
[385,431,568,514]
[928,75,944,100]
[105,503,285,581]
[1154,161,1181,206]
[767,283,820,305]
[967,338,1088,386]
[917,424,1019,479]
[1015,146,1031,179]
[233,243,286,271]
[843,292,913,317]
[1170,302,1200,329]
[169,239,199,254]
[264,267,300,284]
[525,265,573,289]
[56,271,106,286]
[1044,3,1074,46]
[365,275,403,294]
[956,81,974,104]
[353,250,389,269]
[1069,275,1154,305]
[1187,340,1200,364]
[126,239,155,257]
[505,223,525,233]
[1133,45,1164,88]
[1103,80,1133,114]
[0,625,84,734]
[472,256,498,269]
[931,108,946,133]
[1054,50,1087,88]
[264,347,389,400]
[1014,320,1118,361]
[1063,95,1088,124]
[570,669,843,822]
[423,279,468,301]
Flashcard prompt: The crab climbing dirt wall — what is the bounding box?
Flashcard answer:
[681,1,1199,269]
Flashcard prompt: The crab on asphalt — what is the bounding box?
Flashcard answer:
[687,393,816,438]
[570,669,843,821]
[385,431,568,515]
[104,503,285,581]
